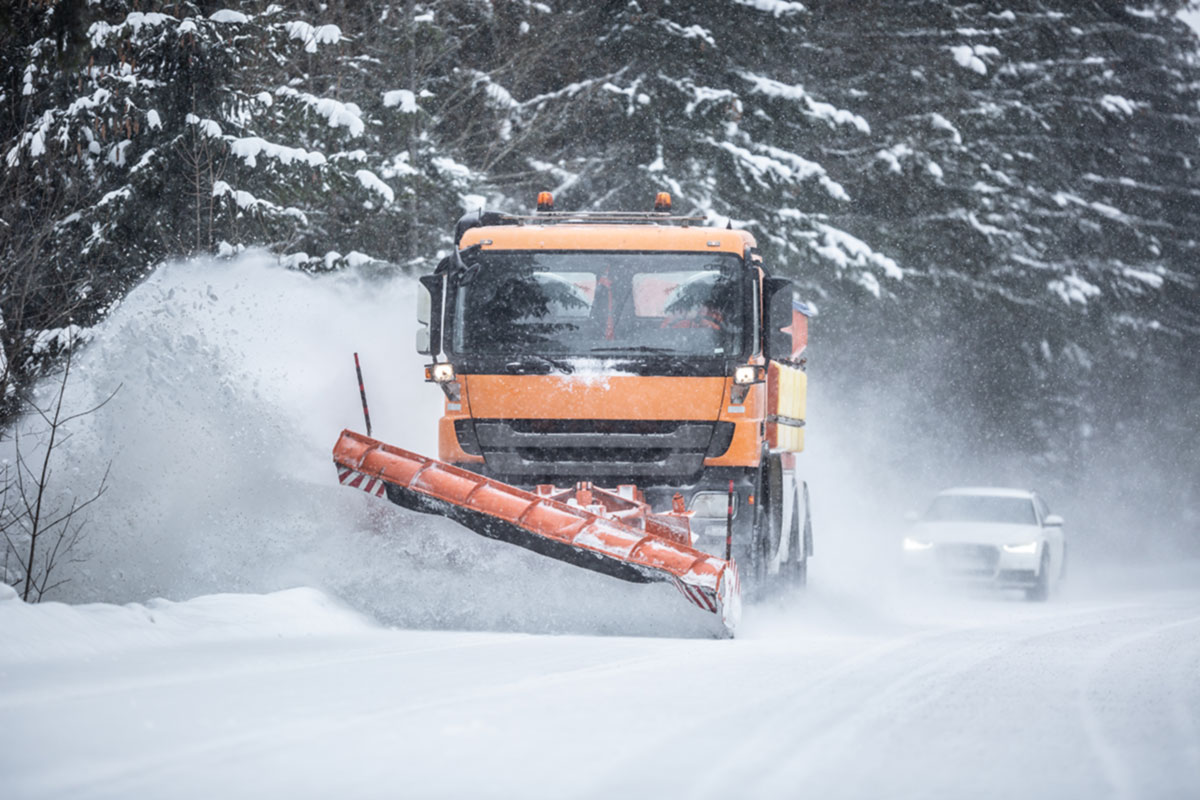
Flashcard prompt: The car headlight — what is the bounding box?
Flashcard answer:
[903,537,933,551]
[1002,542,1039,554]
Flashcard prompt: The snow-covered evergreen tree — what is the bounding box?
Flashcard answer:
[794,2,1200,506]
[462,0,900,302]
[2,0,1199,539]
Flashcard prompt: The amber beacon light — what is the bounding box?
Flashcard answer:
[536,191,554,211]
[654,192,672,212]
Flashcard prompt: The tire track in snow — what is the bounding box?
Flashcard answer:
[24,638,665,800]
[688,600,1177,798]
[1075,611,1200,800]
[0,631,522,710]
[691,626,1021,796]
[1169,630,1200,781]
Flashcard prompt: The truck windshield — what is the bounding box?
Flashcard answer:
[450,251,746,357]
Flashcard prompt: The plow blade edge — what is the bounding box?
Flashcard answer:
[333,429,740,637]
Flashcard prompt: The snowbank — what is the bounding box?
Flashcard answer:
[0,585,376,664]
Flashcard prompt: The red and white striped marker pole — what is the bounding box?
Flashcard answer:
[353,352,372,436]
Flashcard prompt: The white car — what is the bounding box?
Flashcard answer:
[902,487,1066,601]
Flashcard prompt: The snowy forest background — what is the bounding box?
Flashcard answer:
[3,0,1199,564]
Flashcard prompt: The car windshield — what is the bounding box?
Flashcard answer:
[923,495,1037,525]
[449,251,745,357]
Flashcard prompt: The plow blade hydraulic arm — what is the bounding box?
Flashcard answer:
[333,430,740,637]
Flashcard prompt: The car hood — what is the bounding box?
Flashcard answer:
[908,521,1043,547]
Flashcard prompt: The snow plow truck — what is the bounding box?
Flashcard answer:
[333,193,813,637]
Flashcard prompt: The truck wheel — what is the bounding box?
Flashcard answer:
[765,453,784,568]
[785,485,807,588]
[749,462,768,586]
[803,480,814,559]
[746,456,776,588]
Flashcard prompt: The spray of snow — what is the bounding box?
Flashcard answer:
[4,254,731,636]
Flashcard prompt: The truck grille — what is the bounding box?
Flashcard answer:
[468,419,727,482]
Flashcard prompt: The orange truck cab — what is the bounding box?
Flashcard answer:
[416,194,813,582]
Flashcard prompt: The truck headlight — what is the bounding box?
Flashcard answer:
[733,365,764,385]
[903,537,933,551]
[1003,542,1039,554]
[429,362,455,383]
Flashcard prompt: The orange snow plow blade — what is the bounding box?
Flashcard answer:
[333,429,741,637]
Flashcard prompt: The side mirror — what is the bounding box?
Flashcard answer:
[762,277,794,362]
[1044,514,1064,528]
[416,274,443,356]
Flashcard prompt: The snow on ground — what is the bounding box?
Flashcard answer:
[2,252,1199,798]
[2,566,1199,799]
[0,584,375,664]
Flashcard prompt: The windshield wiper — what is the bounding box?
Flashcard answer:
[588,346,676,354]
[504,354,575,374]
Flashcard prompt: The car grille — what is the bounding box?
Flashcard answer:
[935,544,1000,576]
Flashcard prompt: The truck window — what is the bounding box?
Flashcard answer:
[449,252,745,358]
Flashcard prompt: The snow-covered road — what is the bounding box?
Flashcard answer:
[3,567,1199,800]
[3,256,1197,798]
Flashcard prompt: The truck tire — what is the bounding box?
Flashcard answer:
[785,485,807,588]
[748,451,788,591]
[748,453,787,593]
[765,453,784,567]
[803,480,814,559]
[749,459,768,586]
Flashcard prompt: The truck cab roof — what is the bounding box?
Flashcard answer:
[459,221,757,257]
